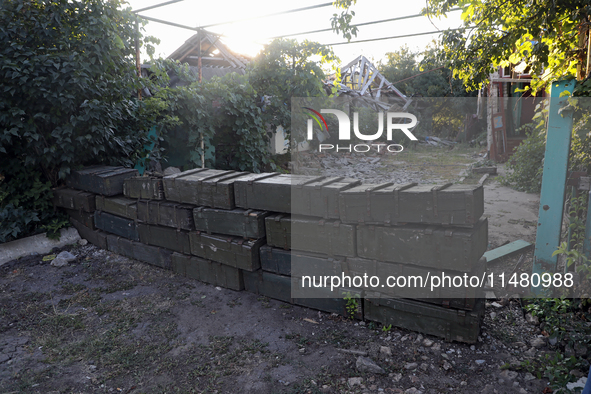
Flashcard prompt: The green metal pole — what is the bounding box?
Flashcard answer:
[531,79,576,296]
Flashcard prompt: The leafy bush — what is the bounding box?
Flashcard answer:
[0,0,158,241]
[0,204,39,243]
[500,125,546,193]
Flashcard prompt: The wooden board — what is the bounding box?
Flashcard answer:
[123,176,164,200]
[357,219,488,271]
[171,252,244,291]
[137,223,191,254]
[483,240,532,264]
[95,195,137,220]
[265,215,356,257]
[364,296,484,344]
[137,200,195,231]
[188,232,263,271]
[94,211,139,241]
[339,183,484,227]
[66,166,138,196]
[106,234,173,269]
[193,207,268,239]
[52,187,96,212]
[70,218,107,249]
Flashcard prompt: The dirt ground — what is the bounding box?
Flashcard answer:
[0,144,566,394]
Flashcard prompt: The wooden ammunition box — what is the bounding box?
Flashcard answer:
[95,195,137,220]
[265,215,356,257]
[339,183,484,226]
[193,207,268,239]
[66,166,138,196]
[123,176,164,200]
[137,200,195,231]
[70,218,107,250]
[137,223,191,254]
[188,232,263,271]
[106,235,173,269]
[94,211,139,241]
[364,296,485,344]
[171,252,244,291]
[52,187,96,212]
[356,219,488,271]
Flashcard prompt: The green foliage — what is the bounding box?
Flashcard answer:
[343,292,360,319]
[381,324,392,333]
[0,0,159,241]
[499,126,546,193]
[520,352,588,392]
[0,204,39,243]
[424,0,590,92]
[331,0,358,41]
[248,39,337,145]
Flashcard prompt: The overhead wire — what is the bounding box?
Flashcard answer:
[324,27,472,46]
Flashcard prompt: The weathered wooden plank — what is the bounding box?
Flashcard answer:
[94,211,139,241]
[193,207,268,239]
[364,296,484,344]
[483,240,532,264]
[95,196,137,220]
[137,200,195,231]
[265,215,356,257]
[171,252,243,291]
[70,218,107,249]
[357,219,488,271]
[188,232,263,271]
[123,176,164,200]
[137,223,191,254]
[339,183,484,227]
[52,187,96,212]
[66,166,138,196]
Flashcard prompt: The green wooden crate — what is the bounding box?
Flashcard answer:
[189,232,263,271]
[94,211,139,241]
[106,235,173,269]
[95,195,137,220]
[363,296,485,344]
[243,270,363,319]
[339,183,484,227]
[70,218,107,250]
[292,177,361,219]
[52,187,96,212]
[357,219,488,271]
[265,215,356,257]
[66,166,138,196]
[171,252,244,291]
[137,200,195,231]
[193,207,268,239]
[65,209,95,230]
[123,176,164,200]
[137,223,191,254]
[163,168,247,208]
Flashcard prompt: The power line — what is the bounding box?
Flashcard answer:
[201,2,334,29]
[324,27,471,46]
[136,14,199,32]
[132,0,184,14]
[268,8,461,40]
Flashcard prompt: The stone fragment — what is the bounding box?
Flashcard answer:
[525,313,539,325]
[356,356,385,374]
[422,338,433,347]
[405,362,418,370]
[524,372,535,381]
[404,388,423,394]
[348,377,363,386]
[530,337,546,349]
[380,346,392,357]
[499,370,519,381]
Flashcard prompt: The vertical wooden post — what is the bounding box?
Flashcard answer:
[531,79,576,295]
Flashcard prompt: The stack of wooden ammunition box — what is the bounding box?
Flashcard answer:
[55,165,488,343]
